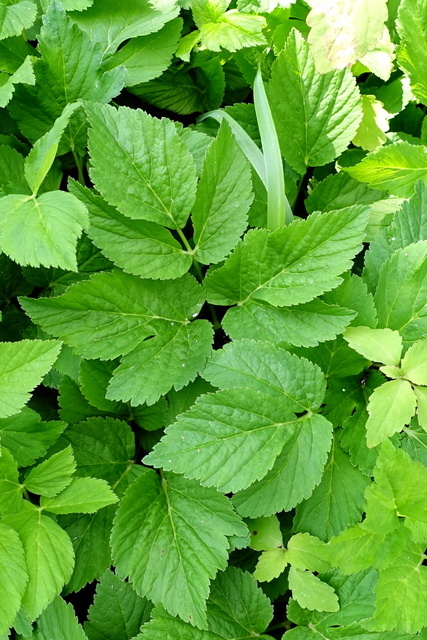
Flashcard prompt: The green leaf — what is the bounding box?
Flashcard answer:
[110,469,246,628]
[288,567,339,613]
[24,445,75,498]
[20,271,205,360]
[195,5,267,52]
[352,95,389,152]
[0,408,66,467]
[396,0,427,104]
[84,570,152,640]
[138,567,273,639]
[144,387,299,493]
[2,505,74,620]
[223,299,356,347]
[40,477,118,514]
[268,29,362,174]
[346,142,427,198]
[0,2,37,40]
[0,448,23,514]
[401,338,427,385]
[414,386,427,431]
[70,0,180,56]
[247,515,283,550]
[192,121,252,263]
[86,102,197,230]
[0,191,89,270]
[286,533,330,573]
[202,339,326,412]
[104,19,182,87]
[25,103,78,197]
[68,181,192,280]
[0,339,62,418]
[35,596,87,640]
[343,327,402,365]
[205,206,368,307]
[0,524,27,636]
[366,378,417,448]
[253,548,288,582]
[0,56,35,109]
[232,413,333,517]
[107,320,213,406]
[294,436,369,541]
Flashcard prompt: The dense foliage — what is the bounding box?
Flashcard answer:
[1,0,427,637]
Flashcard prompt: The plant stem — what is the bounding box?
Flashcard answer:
[72,150,86,186]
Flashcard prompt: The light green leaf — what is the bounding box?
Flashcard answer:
[103,19,182,86]
[144,387,299,493]
[20,271,205,360]
[205,206,368,307]
[40,477,118,514]
[203,339,326,412]
[294,436,369,541]
[233,413,333,517]
[192,0,229,25]
[359,26,395,81]
[69,181,192,280]
[110,470,246,628]
[223,299,356,347]
[352,95,389,152]
[247,515,283,551]
[0,448,23,514]
[253,548,288,582]
[414,386,427,431]
[192,121,252,264]
[396,0,427,104]
[306,0,389,74]
[0,191,89,270]
[0,408,66,467]
[84,570,152,640]
[401,339,427,385]
[0,524,28,637]
[197,9,267,52]
[343,326,402,365]
[2,505,74,620]
[138,567,273,639]
[0,2,37,40]
[346,142,427,198]
[289,567,339,613]
[0,340,62,418]
[24,446,76,498]
[268,29,362,174]
[286,533,330,573]
[86,102,197,230]
[70,0,180,56]
[107,320,213,406]
[0,55,35,108]
[366,379,417,448]
[35,596,87,640]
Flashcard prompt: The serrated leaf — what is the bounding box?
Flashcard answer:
[396,0,427,104]
[84,570,152,640]
[35,596,87,640]
[40,477,118,514]
[2,505,74,620]
[268,29,362,174]
[111,469,246,628]
[401,338,427,385]
[0,340,62,418]
[205,206,368,307]
[289,568,339,613]
[0,524,28,636]
[0,55,35,108]
[233,413,333,517]
[343,326,402,365]
[20,271,205,360]
[0,2,37,40]
[254,548,288,582]
[144,387,299,493]
[414,386,427,431]
[294,436,369,541]
[366,379,417,448]
[192,121,252,264]
[197,9,267,52]
[24,445,75,498]
[138,567,273,639]
[86,102,197,230]
[0,191,89,270]
[68,181,192,280]
[0,448,23,514]
[352,95,389,152]
[346,142,427,198]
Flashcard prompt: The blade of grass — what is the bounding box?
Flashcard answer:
[253,63,293,228]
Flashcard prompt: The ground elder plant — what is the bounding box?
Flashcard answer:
[2,0,427,638]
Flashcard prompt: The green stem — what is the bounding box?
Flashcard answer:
[72,150,86,186]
